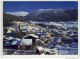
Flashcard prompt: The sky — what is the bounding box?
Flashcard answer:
[3,1,78,13]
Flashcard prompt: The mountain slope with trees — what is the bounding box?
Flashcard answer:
[25,9,78,22]
[3,14,28,27]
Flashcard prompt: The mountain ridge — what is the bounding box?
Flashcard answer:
[25,9,78,22]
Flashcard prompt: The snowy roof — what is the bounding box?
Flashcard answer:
[54,37,60,40]
[37,46,44,50]
[8,37,14,40]
[44,41,58,48]
[20,26,28,29]
[16,38,21,41]
[43,38,48,41]
[4,40,21,46]
[43,48,57,53]
[26,34,38,38]
[9,27,15,31]
[9,39,17,41]
[28,27,33,29]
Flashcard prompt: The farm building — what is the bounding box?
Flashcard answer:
[20,34,39,50]
[3,39,21,49]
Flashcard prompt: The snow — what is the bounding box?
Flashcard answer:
[30,21,78,29]
[12,41,17,45]
[53,43,78,55]
[21,26,28,29]
[8,37,14,40]
[27,34,38,38]
[16,38,21,41]
[6,11,29,16]
[9,27,15,31]
[43,48,58,55]
[49,22,62,27]
[37,46,44,50]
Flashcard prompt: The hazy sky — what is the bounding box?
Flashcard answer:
[3,1,78,13]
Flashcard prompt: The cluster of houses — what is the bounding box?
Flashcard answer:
[3,21,78,55]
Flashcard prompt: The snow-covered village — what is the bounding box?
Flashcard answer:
[3,20,78,55]
[3,1,78,55]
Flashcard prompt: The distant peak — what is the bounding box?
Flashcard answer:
[37,9,65,11]
[37,9,54,11]
[6,11,29,17]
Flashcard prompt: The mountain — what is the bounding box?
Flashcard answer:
[25,9,78,22]
[6,11,29,17]
[3,13,28,27]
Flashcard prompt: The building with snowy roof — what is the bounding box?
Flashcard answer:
[20,34,39,50]
[4,38,21,49]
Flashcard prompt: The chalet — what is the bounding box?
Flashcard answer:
[4,39,21,49]
[3,36,14,44]
[20,25,28,34]
[4,27,16,35]
[20,34,39,50]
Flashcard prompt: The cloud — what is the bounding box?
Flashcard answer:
[6,11,29,16]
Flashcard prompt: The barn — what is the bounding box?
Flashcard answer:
[20,34,39,50]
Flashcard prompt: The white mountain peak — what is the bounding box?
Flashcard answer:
[6,11,29,17]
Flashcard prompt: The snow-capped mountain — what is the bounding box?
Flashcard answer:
[6,11,29,17]
[25,9,78,21]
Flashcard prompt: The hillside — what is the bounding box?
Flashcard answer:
[3,14,28,27]
[25,9,78,22]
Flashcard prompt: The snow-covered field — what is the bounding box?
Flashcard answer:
[53,42,78,55]
[30,21,78,28]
